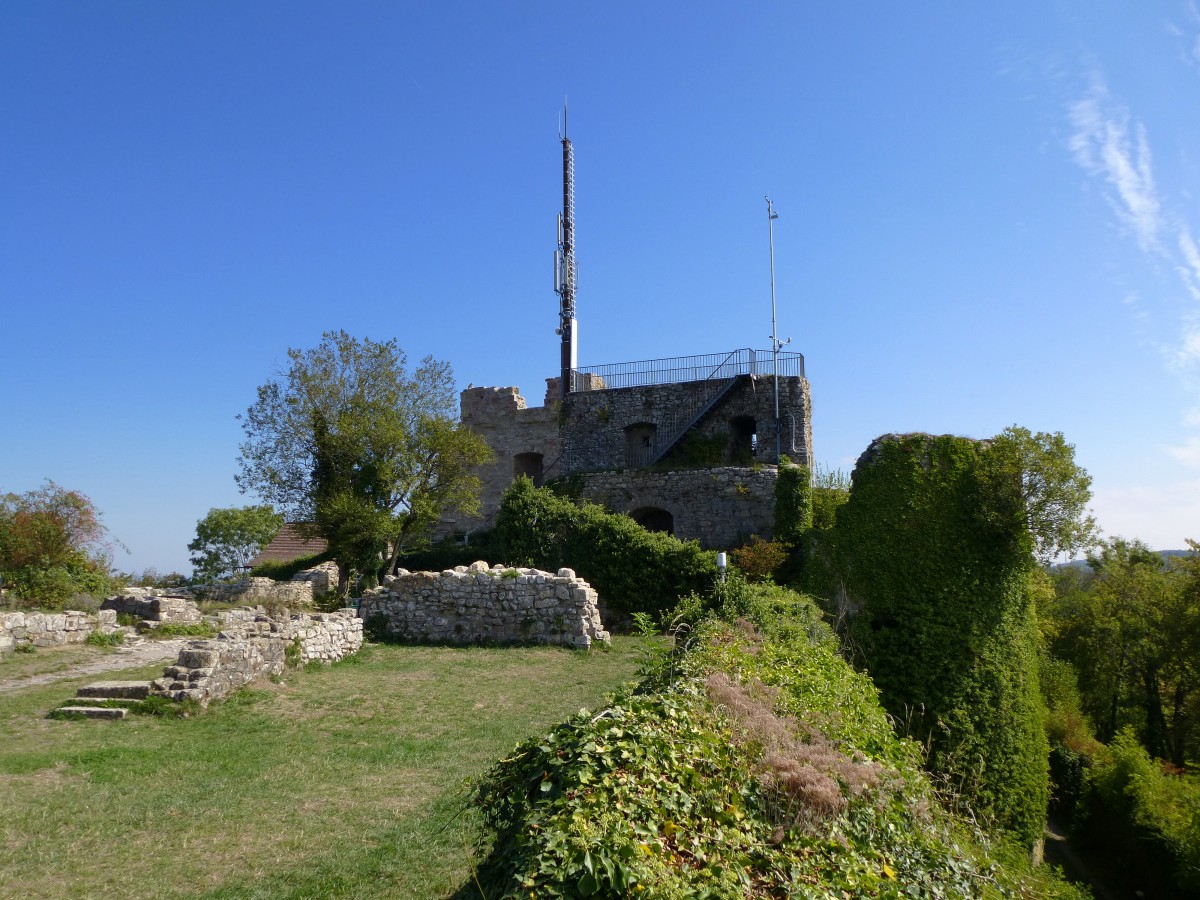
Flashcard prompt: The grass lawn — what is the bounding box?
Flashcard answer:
[0,642,127,683]
[0,638,647,899]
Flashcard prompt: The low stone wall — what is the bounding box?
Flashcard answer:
[101,591,203,625]
[151,608,362,706]
[359,561,609,648]
[0,609,119,651]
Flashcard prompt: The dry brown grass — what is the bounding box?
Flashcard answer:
[705,670,882,835]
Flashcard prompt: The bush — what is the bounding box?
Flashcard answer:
[249,550,335,582]
[471,601,1087,899]
[394,532,500,573]
[772,458,811,543]
[493,478,717,623]
[811,465,850,530]
[1078,730,1200,895]
[85,630,124,648]
[729,535,788,582]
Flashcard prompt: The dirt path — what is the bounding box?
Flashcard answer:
[1044,818,1131,900]
[0,639,186,694]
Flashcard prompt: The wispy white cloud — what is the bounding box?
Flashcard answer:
[1068,77,1163,252]
[1066,63,1200,430]
[1184,406,1200,427]
[1165,435,1200,467]
[1172,325,1200,374]
[1178,226,1200,301]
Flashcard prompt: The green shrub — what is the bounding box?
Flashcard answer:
[393,532,499,573]
[471,606,1087,899]
[772,457,811,543]
[1079,730,1200,895]
[811,465,851,531]
[85,630,124,648]
[729,535,788,582]
[493,478,717,622]
[249,550,335,582]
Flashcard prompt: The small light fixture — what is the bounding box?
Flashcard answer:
[717,552,727,583]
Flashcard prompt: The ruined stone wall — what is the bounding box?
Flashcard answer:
[101,591,204,625]
[575,467,779,549]
[151,608,362,706]
[559,374,812,473]
[190,577,314,607]
[359,561,609,648]
[289,561,339,596]
[0,609,120,651]
[437,384,563,537]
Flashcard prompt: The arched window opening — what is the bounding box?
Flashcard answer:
[630,506,674,535]
[513,452,545,487]
[730,415,757,464]
[624,422,658,469]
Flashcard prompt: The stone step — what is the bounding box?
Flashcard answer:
[76,680,152,700]
[78,697,141,706]
[55,706,128,720]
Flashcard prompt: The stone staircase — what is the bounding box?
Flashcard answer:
[54,680,152,720]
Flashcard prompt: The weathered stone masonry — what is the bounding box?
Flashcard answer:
[439,371,812,549]
[359,561,609,648]
[151,609,363,706]
[575,467,778,549]
[0,609,120,651]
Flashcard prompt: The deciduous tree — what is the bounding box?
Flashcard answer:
[988,426,1098,564]
[0,482,117,607]
[236,331,491,596]
[187,505,284,583]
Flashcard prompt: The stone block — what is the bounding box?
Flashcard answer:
[77,681,152,700]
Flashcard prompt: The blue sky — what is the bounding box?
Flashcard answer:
[3,2,1200,575]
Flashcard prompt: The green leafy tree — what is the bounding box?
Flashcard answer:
[0,481,118,608]
[187,505,284,583]
[236,331,492,597]
[988,426,1098,563]
[1045,538,1200,765]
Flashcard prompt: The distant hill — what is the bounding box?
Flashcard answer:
[1055,549,1192,571]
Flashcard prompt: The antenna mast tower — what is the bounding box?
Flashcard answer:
[554,106,578,400]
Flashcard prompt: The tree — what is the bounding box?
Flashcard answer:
[988,425,1098,564]
[235,331,492,597]
[0,481,117,608]
[1045,538,1200,765]
[187,505,285,583]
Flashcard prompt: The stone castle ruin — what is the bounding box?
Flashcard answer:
[442,349,812,548]
[438,127,812,548]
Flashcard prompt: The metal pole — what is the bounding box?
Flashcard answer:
[766,196,781,460]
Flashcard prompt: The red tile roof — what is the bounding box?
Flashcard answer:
[247,524,328,568]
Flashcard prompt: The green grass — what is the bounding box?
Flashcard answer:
[0,638,645,899]
[0,642,124,682]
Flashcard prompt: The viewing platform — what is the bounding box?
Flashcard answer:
[570,348,805,392]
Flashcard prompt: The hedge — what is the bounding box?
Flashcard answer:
[492,477,717,622]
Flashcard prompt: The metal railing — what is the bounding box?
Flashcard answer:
[571,348,804,392]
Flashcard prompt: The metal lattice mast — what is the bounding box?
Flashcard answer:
[555,106,578,400]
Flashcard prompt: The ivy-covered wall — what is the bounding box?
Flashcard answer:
[833,433,1048,846]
